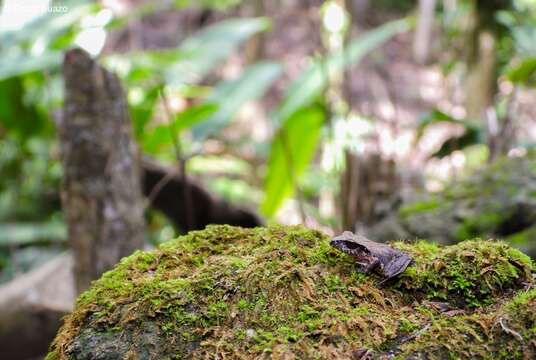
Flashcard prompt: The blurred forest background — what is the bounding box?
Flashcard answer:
[1,0,536,357]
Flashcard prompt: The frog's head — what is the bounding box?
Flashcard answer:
[330,232,370,257]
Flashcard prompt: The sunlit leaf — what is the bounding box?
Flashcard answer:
[175,103,219,133]
[192,62,282,141]
[273,18,410,125]
[507,58,536,85]
[141,104,218,156]
[108,17,270,86]
[168,17,271,85]
[0,2,93,49]
[142,126,172,156]
[130,86,160,140]
[0,52,63,81]
[261,106,324,216]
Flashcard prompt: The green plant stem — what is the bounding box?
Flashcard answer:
[159,86,195,231]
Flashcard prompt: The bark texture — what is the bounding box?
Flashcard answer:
[340,153,400,231]
[59,48,145,294]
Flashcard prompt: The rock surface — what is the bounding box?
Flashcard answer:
[368,155,536,258]
[47,225,535,359]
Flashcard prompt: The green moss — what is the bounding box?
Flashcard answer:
[395,239,534,307]
[47,225,535,359]
[399,199,441,218]
[454,212,504,240]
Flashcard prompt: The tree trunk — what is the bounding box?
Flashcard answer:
[413,0,436,64]
[59,48,145,294]
[340,153,399,231]
[346,0,370,28]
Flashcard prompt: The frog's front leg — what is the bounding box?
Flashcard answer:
[360,257,381,274]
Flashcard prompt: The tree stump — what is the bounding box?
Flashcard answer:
[59,48,145,294]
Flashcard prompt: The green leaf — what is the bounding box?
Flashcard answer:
[507,58,536,85]
[130,86,160,140]
[261,106,324,217]
[106,17,270,86]
[169,17,271,85]
[141,104,218,156]
[273,18,410,125]
[416,109,472,141]
[175,104,219,133]
[0,77,48,139]
[0,2,93,49]
[192,62,282,141]
[415,109,484,157]
[0,222,66,246]
[0,52,63,81]
[142,126,172,156]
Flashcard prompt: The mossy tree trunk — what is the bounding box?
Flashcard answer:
[59,48,145,294]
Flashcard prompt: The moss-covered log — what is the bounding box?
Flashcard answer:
[47,225,535,359]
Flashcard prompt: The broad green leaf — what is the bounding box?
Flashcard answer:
[0,52,62,81]
[141,104,218,156]
[104,50,190,84]
[0,2,93,49]
[507,58,536,85]
[105,17,270,86]
[168,17,271,85]
[192,62,282,141]
[261,106,324,216]
[142,126,172,156]
[130,86,160,140]
[0,222,66,246]
[273,18,410,125]
[0,77,48,138]
[175,103,219,133]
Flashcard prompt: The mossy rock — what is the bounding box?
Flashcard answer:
[369,155,536,258]
[47,225,536,359]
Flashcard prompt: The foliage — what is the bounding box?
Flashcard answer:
[0,3,276,281]
[263,18,410,215]
[416,110,485,158]
[262,106,324,216]
[191,61,282,143]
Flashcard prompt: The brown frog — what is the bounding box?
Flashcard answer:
[330,231,412,284]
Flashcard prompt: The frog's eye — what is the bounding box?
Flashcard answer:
[330,240,366,254]
[342,241,361,250]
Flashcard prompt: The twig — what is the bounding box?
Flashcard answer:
[159,86,195,231]
[499,317,523,342]
[400,323,431,344]
[146,170,175,207]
